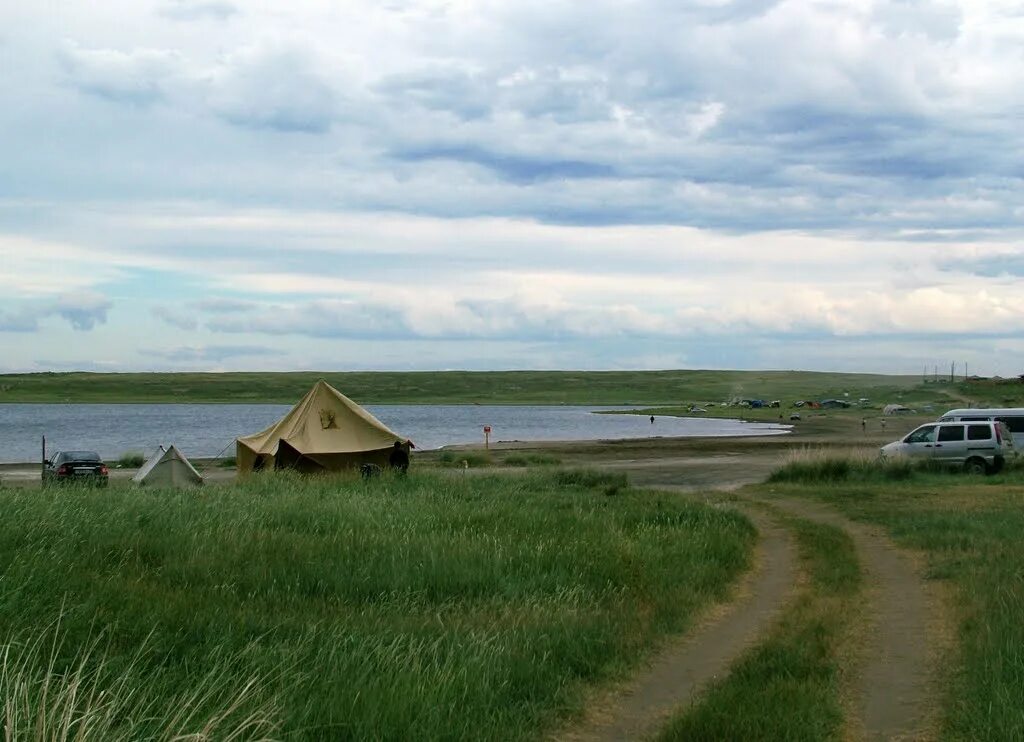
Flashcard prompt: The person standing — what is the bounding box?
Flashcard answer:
[388,440,410,474]
[650,415,655,424]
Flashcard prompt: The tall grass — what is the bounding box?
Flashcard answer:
[0,618,277,740]
[0,470,753,740]
[766,447,1018,484]
[116,451,146,468]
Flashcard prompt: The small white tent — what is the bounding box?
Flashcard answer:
[133,445,203,487]
[883,404,912,416]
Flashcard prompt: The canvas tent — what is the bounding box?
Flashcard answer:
[133,445,203,487]
[236,379,407,474]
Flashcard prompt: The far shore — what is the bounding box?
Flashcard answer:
[0,413,932,490]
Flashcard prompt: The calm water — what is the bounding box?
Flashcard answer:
[0,404,788,463]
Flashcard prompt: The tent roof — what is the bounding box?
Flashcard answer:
[237,379,404,457]
[133,444,203,484]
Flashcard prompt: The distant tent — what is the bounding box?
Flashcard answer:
[133,445,203,487]
[883,404,912,416]
[236,379,408,474]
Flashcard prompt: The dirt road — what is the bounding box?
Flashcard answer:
[562,507,797,741]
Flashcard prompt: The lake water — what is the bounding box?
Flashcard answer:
[0,404,789,463]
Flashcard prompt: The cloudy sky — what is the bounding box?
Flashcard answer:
[2,0,1023,374]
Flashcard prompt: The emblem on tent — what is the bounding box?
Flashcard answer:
[319,409,337,429]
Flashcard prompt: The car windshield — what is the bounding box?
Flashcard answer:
[905,426,937,444]
[62,451,101,461]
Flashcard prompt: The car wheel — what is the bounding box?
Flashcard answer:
[964,458,988,476]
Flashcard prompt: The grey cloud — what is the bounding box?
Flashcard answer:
[0,309,39,332]
[58,44,178,105]
[196,298,261,313]
[152,305,198,330]
[159,0,238,21]
[940,254,1024,278]
[206,44,339,133]
[0,293,112,333]
[392,145,616,183]
[375,69,493,120]
[145,345,285,362]
[55,292,113,331]
[205,300,409,339]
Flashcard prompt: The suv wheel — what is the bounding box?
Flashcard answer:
[964,458,988,476]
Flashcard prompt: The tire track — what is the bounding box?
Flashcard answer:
[560,506,796,742]
[759,496,938,741]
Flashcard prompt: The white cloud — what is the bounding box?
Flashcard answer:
[4,1,1024,372]
[59,42,181,104]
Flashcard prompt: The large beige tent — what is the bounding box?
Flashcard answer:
[133,445,204,487]
[236,379,406,474]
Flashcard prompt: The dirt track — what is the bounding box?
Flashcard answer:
[762,496,939,741]
[562,475,941,741]
[562,506,797,741]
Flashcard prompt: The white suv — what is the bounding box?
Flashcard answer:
[880,420,1016,474]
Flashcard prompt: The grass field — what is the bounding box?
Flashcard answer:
[760,456,1024,740]
[0,369,927,405]
[0,469,754,740]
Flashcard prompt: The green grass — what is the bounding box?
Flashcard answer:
[502,453,562,467]
[115,451,146,468]
[660,515,861,741]
[0,369,927,404]
[436,450,494,468]
[0,470,754,740]
[765,456,1024,740]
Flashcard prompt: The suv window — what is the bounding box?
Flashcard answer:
[967,424,993,441]
[906,426,937,444]
[938,425,965,442]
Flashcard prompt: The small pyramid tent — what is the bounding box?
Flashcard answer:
[236,379,407,474]
[133,445,204,487]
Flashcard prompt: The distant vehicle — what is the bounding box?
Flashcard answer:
[789,413,801,421]
[937,408,1024,447]
[43,450,109,486]
[880,420,1016,474]
[689,406,707,413]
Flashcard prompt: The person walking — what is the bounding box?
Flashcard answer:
[650,415,655,424]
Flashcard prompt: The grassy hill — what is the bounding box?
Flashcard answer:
[0,369,932,405]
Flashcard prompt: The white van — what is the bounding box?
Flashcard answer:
[881,420,1016,474]
[938,408,1024,446]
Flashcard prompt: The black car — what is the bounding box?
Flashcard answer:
[43,450,109,487]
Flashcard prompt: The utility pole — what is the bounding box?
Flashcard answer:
[951,361,955,383]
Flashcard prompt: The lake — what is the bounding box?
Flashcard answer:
[0,404,788,463]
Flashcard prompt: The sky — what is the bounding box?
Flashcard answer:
[1,0,1023,375]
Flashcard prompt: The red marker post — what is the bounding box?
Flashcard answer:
[483,425,491,449]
